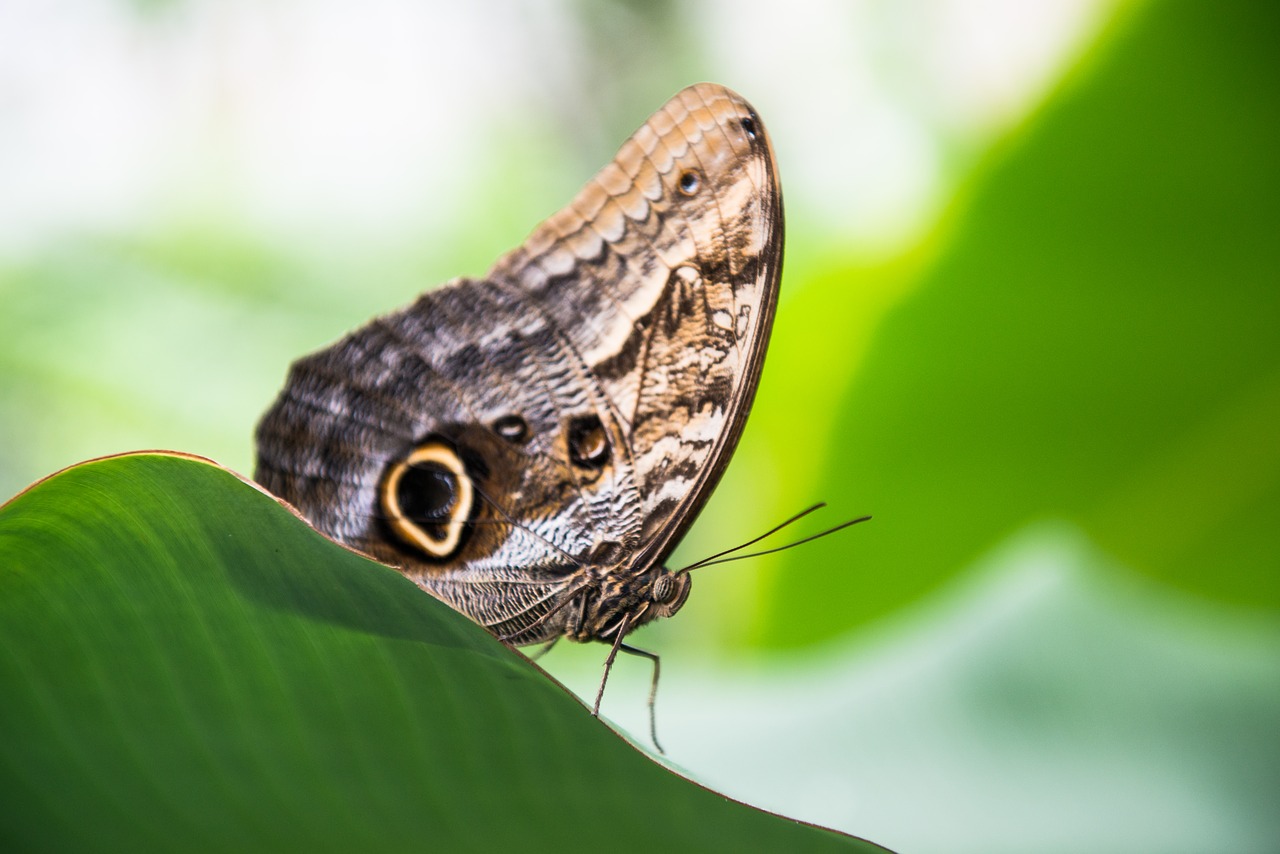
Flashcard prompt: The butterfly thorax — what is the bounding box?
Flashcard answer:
[563,565,691,644]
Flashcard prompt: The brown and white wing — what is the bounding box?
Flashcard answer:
[255,84,782,642]
[488,82,784,566]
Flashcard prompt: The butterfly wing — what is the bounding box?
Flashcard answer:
[488,82,783,569]
[255,83,782,639]
[255,272,643,640]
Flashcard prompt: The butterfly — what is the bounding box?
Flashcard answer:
[255,83,784,747]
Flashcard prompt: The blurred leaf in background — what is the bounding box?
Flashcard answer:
[753,0,1280,642]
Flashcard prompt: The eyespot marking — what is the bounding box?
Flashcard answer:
[678,170,700,196]
[380,440,473,559]
[567,415,610,468]
[493,414,530,444]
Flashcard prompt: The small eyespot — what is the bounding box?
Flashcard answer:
[567,415,610,468]
[493,414,529,444]
[740,115,758,140]
[380,441,473,560]
[678,170,700,196]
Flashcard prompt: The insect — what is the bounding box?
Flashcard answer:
[256,83,791,749]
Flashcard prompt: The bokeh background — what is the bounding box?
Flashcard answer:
[3,2,1278,852]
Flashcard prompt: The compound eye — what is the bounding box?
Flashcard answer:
[652,573,679,604]
[380,441,473,559]
[650,571,690,615]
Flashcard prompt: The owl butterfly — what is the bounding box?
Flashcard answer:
[256,83,782,748]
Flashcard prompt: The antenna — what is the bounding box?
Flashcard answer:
[676,507,871,573]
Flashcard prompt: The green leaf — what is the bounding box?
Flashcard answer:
[0,453,887,853]
[756,2,1280,645]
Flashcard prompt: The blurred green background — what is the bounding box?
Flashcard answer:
[3,2,1278,852]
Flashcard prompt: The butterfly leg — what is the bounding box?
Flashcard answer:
[617,643,663,754]
[592,615,666,752]
[592,614,632,719]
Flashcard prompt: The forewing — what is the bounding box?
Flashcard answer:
[489,82,784,565]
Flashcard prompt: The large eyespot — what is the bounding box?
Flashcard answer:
[380,441,473,559]
[567,415,610,468]
[739,114,758,140]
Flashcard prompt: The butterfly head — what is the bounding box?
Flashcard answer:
[572,558,691,643]
[647,568,692,619]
